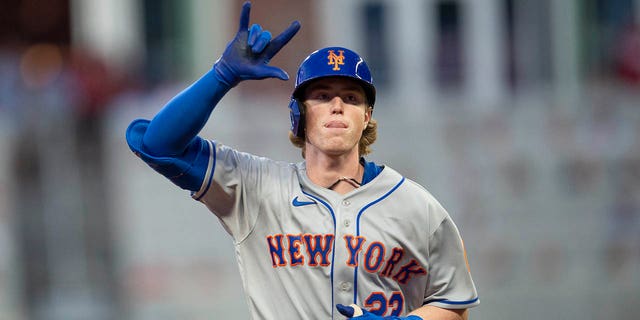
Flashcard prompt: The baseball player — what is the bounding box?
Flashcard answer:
[126,2,479,319]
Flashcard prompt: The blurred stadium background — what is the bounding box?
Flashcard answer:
[1,0,639,319]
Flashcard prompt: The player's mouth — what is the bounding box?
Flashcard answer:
[324,120,348,129]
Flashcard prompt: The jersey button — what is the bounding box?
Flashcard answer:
[343,219,351,227]
[339,282,352,291]
[342,200,350,206]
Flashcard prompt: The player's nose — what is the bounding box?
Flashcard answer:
[329,96,344,114]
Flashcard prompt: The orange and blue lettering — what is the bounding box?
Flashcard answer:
[380,247,404,277]
[344,235,366,266]
[304,234,334,266]
[266,234,287,267]
[364,292,387,316]
[287,234,305,266]
[364,242,386,273]
[392,259,427,284]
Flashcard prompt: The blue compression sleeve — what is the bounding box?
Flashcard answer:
[142,69,231,157]
[126,120,211,191]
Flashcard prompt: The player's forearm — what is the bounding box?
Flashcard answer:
[141,2,299,158]
[408,306,468,320]
[142,69,231,157]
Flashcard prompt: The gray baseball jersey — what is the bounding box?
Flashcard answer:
[191,140,479,319]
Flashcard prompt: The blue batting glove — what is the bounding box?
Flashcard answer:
[213,1,301,87]
[336,304,423,320]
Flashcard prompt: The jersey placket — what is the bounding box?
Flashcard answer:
[332,196,358,306]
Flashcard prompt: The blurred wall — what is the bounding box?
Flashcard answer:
[1,0,639,319]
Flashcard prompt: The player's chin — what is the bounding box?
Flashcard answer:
[321,142,359,156]
[308,134,358,154]
[324,129,359,140]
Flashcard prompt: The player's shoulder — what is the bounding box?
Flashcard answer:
[403,177,439,202]
[214,140,296,166]
[381,166,437,199]
[211,140,299,181]
[382,165,450,217]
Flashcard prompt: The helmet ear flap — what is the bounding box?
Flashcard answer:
[288,98,305,137]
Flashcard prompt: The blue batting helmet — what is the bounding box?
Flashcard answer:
[288,47,376,137]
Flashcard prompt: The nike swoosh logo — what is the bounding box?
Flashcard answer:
[292,196,316,207]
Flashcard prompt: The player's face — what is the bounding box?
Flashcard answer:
[302,77,371,158]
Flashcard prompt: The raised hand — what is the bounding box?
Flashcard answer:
[213,1,301,87]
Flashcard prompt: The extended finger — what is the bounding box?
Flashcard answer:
[264,20,301,58]
[248,24,262,47]
[252,30,272,54]
[336,304,365,318]
[350,304,364,317]
[255,65,289,81]
[237,1,251,33]
[336,304,356,317]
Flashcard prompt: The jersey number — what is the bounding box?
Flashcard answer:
[364,291,404,316]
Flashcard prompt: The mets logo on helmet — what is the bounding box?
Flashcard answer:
[327,50,345,71]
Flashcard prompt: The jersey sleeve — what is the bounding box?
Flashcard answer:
[194,142,279,242]
[126,118,210,191]
[424,213,480,309]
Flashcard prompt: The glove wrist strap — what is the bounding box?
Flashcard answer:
[213,59,239,88]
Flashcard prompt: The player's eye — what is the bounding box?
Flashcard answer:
[311,92,331,101]
[343,93,362,104]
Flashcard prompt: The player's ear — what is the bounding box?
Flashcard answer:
[364,107,372,128]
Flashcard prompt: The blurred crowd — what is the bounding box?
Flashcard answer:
[1,6,639,320]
